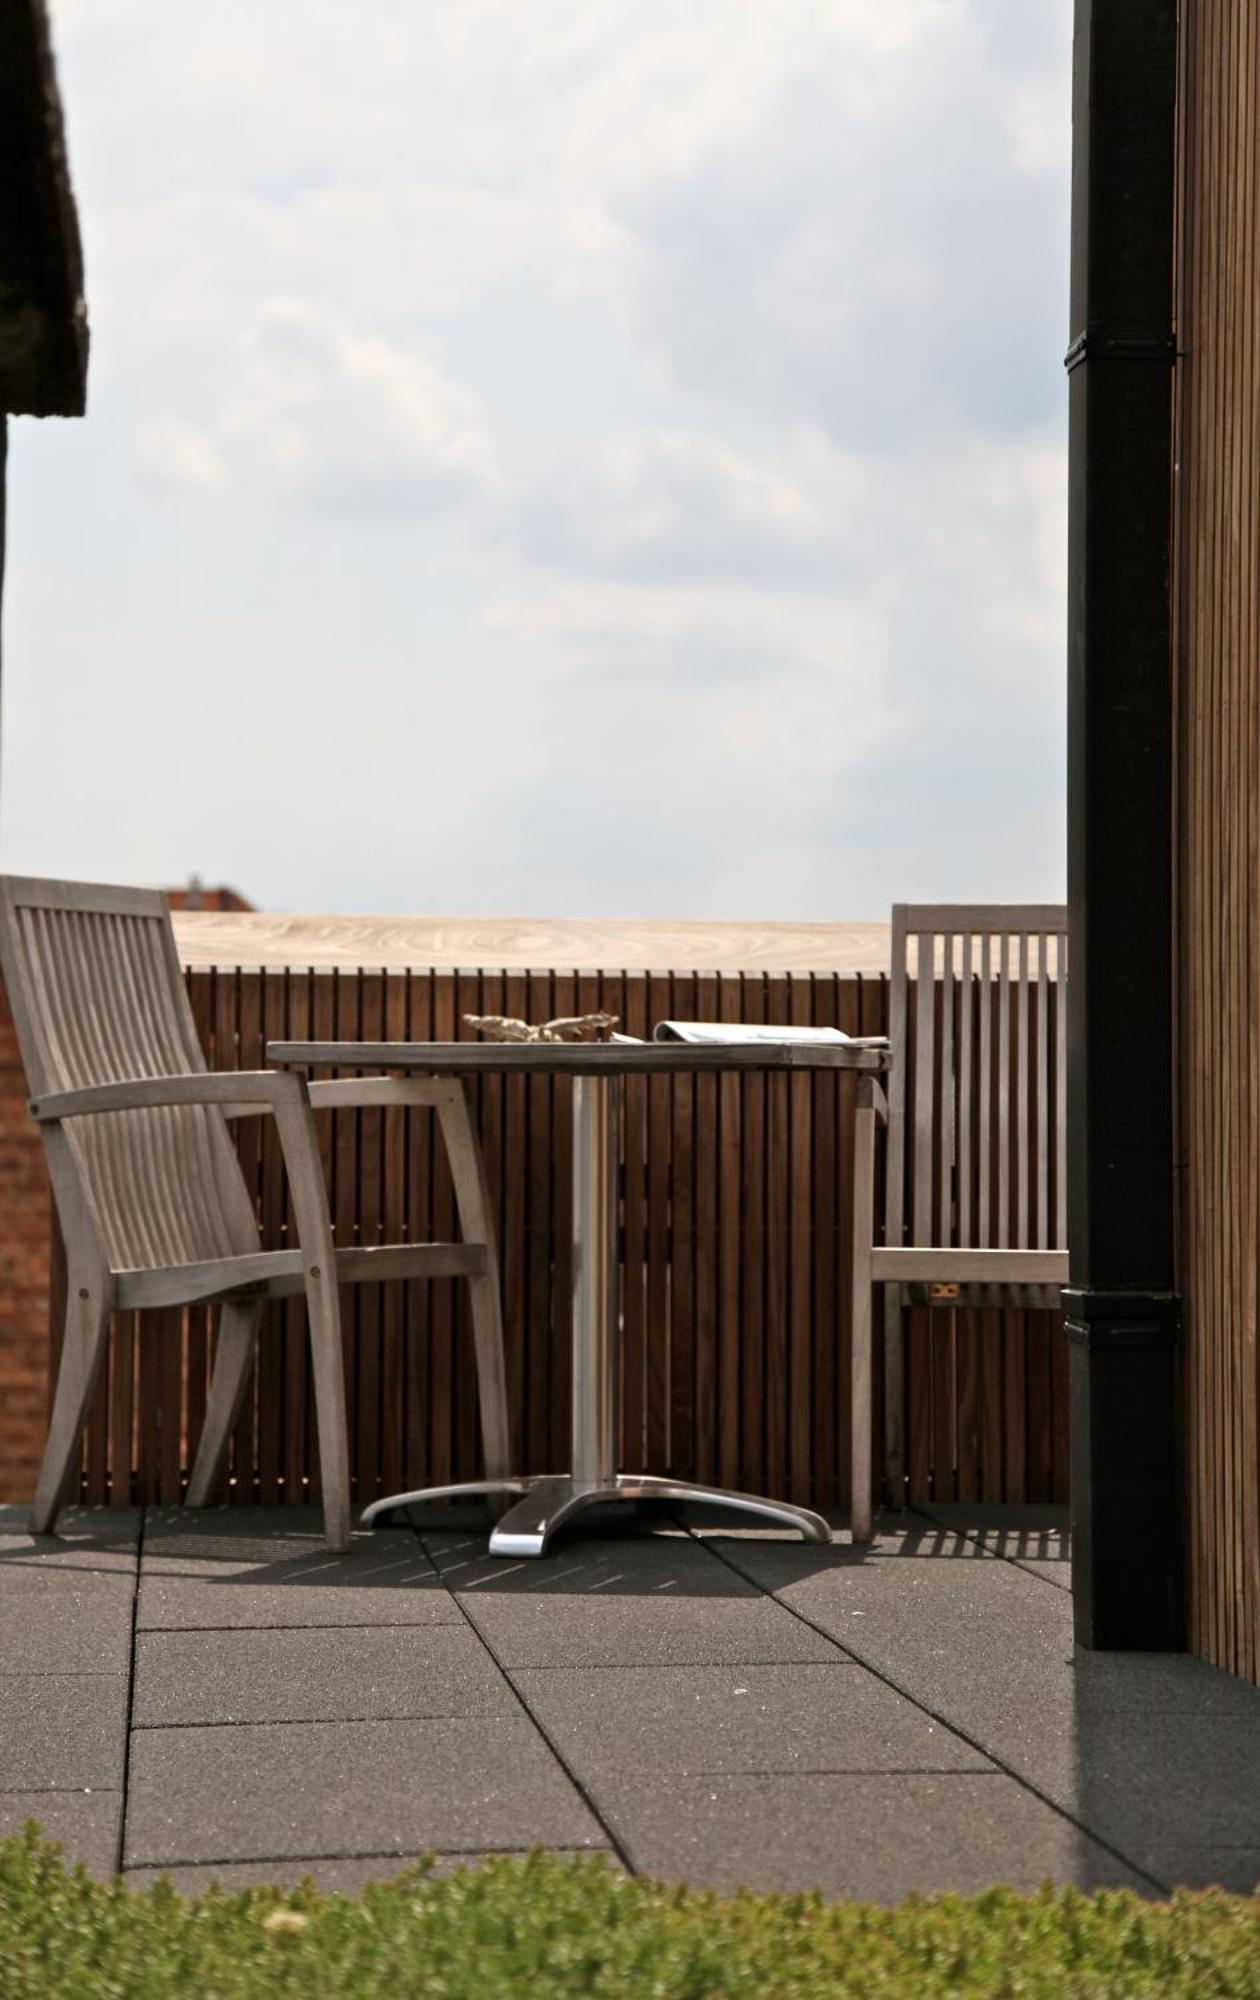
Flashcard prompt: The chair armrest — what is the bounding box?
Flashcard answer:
[857,1076,888,1123]
[28,1071,306,1123]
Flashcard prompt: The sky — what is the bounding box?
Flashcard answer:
[3,1,1072,922]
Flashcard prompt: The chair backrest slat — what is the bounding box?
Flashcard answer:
[913,931,935,1242]
[1016,933,1030,1250]
[937,934,955,1246]
[958,933,973,1245]
[0,877,252,1274]
[884,906,910,1251]
[978,933,991,1249]
[886,904,1068,1256]
[1037,934,1050,1248]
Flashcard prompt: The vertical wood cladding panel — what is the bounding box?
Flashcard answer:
[1176,0,1260,1682]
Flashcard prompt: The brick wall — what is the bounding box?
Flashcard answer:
[0,973,50,1501]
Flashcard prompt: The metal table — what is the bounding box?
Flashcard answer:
[268,1038,889,1558]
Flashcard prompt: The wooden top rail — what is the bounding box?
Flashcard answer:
[171,912,893,976]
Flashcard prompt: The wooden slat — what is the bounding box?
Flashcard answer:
[717,973,743,1489]
[1036,935,1049,1249]
[739,972,767,1494]
[979,935,992,1249]
[763,971,789,1500]
[913,932,935,1244]
[283,969,312,1499]
[547,967,577,1475]
[309,969,337,1507]
[617,971,648,1472]
[256,969,286,1505]
[959,936,973,1246]
[668,969,697,1480]
[938,933,955,1247]
[526,967,556,1477]
[997,935,1011,1249]
[355,968,385,1505]
[692,971,720,1486]
[333,969,360,1500]
[787,970,813,1506]
[1016,934,1030,1251]
[646,969,672,1474]
[816,972,846,1508]
[218,968,252,1499]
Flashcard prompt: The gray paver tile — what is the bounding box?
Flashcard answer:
[133,1624,512,1726]
[604,1771,1152,1901]
[513,1663,992,1778]
[1063,1713,1260,1854]
[121,1848,615,1895]
[0,1674,129,1790]
[124,1715,605,1867]
[422,1527,742,1595]
[0,1507,140,1574]
[1138,1846,1260,1895]
[0,1788,122,1881]
[0,1573,135,1673]
[714,1531,1260,1883]
[429,1532,838,1667]
[916,1505,1072,1591]
[138,1517,458,1630]
[142,1507,426,1568]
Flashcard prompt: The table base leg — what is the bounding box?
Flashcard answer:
[360,1479,529,1527]
[488,1472,832,1557]
[362,1472,832,1556]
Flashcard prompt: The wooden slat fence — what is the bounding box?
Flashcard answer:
[1175,0,1260,1683]
[52,964,1068,1512]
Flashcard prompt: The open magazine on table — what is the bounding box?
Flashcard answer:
[648,1020,889,1049]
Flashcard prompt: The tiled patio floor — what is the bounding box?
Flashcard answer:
[3,1500,1259,1902]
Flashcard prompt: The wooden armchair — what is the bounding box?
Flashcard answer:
[850,904,1068,1540]
[0,876,509,1548]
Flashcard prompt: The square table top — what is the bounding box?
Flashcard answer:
[267,1039,891,1077]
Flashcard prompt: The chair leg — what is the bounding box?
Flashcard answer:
[438,1084,511,1481]
[32,1275,110,1535]
[272,1088,352,1551]
[883,1284,905,1510]
[186,1295,264,1507]
[850,1271,874,1543]
[306,1271,351,1550]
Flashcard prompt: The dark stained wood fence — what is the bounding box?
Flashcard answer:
[54,965,1068,1513]
[1175,0,1260,1683]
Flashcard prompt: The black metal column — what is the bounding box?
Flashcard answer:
[1065,0,1183,1649]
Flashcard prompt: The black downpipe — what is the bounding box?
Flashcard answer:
[1065,0,1184,1649]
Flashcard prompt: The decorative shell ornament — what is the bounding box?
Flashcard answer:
[463,1011,619,1043]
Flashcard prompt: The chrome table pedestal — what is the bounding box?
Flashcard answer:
[362,1073,831,1558]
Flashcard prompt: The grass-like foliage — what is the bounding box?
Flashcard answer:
[2,1824,1260,1998]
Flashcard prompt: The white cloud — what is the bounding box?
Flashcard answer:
[511,429,825,582]
[132,300,502,511]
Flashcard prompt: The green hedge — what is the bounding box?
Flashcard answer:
[2,1826,1259,1998]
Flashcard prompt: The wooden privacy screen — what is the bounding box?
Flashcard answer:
[1175,0,1260,1683]
[53,964,1068,1511]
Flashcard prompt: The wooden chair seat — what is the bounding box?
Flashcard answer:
[113,1241,491,1312]
[0,876,510,1549]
